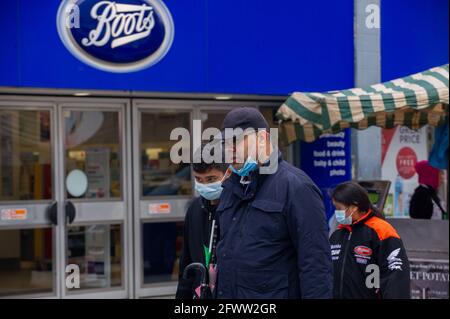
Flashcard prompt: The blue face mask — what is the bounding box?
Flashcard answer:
[230,156,258,177]
[335,208,354,225]
[195,180,224,201]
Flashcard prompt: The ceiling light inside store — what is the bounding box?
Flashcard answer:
[215,96,232,100]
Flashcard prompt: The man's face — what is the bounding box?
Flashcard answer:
[232,134,252,170]
[225,131,266,170]
[193,168,225,185]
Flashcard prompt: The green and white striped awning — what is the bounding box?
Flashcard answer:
[276,64,449,144]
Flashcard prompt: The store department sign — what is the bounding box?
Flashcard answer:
[299,129,352,221]
[57,0,175,73]
[410,259,449,299]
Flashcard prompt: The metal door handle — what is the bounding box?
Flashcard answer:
[47,201,58,225]
[65,201,76,224]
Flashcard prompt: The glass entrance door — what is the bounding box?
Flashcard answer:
[132,100,194,298]
[132,101,240,298]
[0,98,131,299]
[59,101,131,298]
[0,102,58,298]
[0,97,287,299]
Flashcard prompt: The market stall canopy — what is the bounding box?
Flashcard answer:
[276,64,449,144]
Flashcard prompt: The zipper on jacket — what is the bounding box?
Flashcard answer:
[339,231,352,298]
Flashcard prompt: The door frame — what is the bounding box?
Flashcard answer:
[0,94,286,299]
[132,99,195,298]
[0,95,133,299]
[131,99,282,298]
[0,99,60,298]
[57,99,132,299]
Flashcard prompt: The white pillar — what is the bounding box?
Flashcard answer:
[353,0,382,180]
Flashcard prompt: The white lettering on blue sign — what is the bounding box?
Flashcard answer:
[57,0,174,73]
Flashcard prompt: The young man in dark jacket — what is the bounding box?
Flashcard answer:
[215,107,333,299]
[175,156,230,299]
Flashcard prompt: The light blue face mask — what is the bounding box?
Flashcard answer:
[335,208,354,225]
[230,156,258,177]
[195,180,224,201]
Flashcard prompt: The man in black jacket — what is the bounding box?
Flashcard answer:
[175,156,229,299]
[215,107,333,299]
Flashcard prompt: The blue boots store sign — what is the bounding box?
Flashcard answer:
[57,0,175,72]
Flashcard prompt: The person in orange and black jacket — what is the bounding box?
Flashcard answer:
[329,181,411,299]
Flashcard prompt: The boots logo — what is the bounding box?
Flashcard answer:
[57,0,174,73]
[81,1,156,49]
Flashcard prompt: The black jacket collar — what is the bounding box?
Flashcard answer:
[200,196,218,214]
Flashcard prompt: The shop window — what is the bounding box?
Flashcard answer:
[0,110,52,201]
[65,111,121,199]
[142,221,184,285]
[0,228,53,296]
[141,112,192,197]
[66,224,122,291]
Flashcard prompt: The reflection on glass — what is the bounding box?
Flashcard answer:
[0,110,52,201]
[0,228,53,296]
[141,112,192,196]
[142,221,183,285]
[65,111,121,199]
[201,111,229,133]
[67,224,122,291]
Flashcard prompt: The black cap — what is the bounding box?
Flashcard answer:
[220,107,270,137]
